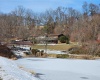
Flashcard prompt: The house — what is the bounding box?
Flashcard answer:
[11,40,32,50]
[33,34,64,44]
[10,40,33,57]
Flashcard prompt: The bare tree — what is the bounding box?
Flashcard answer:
[89,3,99,16]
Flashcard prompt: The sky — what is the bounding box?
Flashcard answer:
[0,0,100,13]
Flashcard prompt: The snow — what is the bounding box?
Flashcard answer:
[12,50,26,56]
[39,49,67,54]
[16,58,100,80]
[14,45,31,50]
[1,56,100,80]
[0,57,39,80]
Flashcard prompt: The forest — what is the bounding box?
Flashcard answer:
[0,2,100,41]
[0,2,100,56]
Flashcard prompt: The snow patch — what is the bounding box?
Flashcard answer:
[0,57,39,80]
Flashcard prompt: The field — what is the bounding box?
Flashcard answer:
[32,42,79,51]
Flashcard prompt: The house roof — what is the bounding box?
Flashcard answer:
[12,41,32,45]
[36,37,58,41]
[48,34,60,37]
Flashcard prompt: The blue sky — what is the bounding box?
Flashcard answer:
[0,0,100,13]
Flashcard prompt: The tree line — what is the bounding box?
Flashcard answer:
[0,2,100,43]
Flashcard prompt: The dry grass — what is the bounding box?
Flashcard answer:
[19,66,36,75]
[69,54,94,60]
[47,54,57,58]
[32,43,78,51]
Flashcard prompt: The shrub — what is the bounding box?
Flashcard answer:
[31,49,40,55]
[0,45,16,59]
[66,38,70,44]
[68,47,88,54]
[0,77,2,80]
[56,54,69,58]
[31,49,47,57]
[58,36,66,43]
[69,55,94,59]
[59,36,69,44]
[69,43,100,57]
[32,38,37,44]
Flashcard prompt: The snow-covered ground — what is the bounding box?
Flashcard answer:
[1,56,100,80]
[0,57,39,80]
[39,49,67,54]
[16,58,100,80]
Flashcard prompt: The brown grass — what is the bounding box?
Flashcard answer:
[47,54,57,58]
[32,43,78,51]
[69,54,94,60]
[19,66,36,75]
